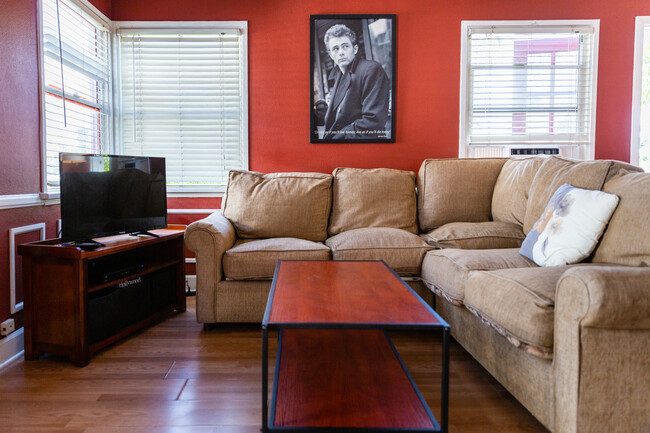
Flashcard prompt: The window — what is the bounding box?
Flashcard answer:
[460,21,599,159]
[116,23,248,194]
[631,17,650,172]
[39,0,111,191]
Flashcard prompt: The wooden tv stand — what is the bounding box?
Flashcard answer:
[18,227,186,367]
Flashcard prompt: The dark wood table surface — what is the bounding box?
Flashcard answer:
[262,260,450,432]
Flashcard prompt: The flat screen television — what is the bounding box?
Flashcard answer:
[59,153,167,244]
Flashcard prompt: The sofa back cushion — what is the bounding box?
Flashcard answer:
[417,158,507,232]
[222,170,333,241]
[491,157,544,227]
[591,170,650,266]
[523,156,615,234]
[328,167,418,236]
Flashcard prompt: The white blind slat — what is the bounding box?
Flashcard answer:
[466,26,597,147]
[120,29,245,188]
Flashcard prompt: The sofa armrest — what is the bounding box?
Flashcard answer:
[554,266,650,433]
[184,211,236,323]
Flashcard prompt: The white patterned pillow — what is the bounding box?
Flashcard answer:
[520,184,619,267]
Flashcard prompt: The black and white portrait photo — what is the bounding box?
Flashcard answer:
[310,15,396,143]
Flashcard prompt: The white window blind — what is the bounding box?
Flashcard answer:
[631,17,650,172]
[41,0,111,188]
[461,21,599,156]
[118,27,247,193]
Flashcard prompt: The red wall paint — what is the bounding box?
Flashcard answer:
[0,207,61,330]
[111,0,650,172]
[88,0,111,18]
[167,197,221,210]
[0,0,42,196]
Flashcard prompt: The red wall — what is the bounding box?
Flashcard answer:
[1,0,42,196]
[2,0,650,327]
[112,0,650,173]
[89,0,110,17]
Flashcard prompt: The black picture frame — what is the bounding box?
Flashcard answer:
[310,14,396,143]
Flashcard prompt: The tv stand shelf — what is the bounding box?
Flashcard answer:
[18,227,186,367]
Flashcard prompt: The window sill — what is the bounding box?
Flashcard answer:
[0,193,60,210]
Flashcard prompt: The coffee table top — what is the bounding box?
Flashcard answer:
[263,260,447,329]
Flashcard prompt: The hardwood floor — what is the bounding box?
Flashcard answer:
[0,297,548,432]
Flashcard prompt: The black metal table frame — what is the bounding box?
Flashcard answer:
[261,261,450,433]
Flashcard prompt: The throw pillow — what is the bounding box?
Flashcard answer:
[328,167,418,236]
[222,170,333,241]
[519,184,619,267]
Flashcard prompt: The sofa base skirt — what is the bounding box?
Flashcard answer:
[214,280,273,322]
[435,294,554,431]
[201,278,433,324]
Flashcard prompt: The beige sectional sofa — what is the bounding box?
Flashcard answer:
[185,156,650,433]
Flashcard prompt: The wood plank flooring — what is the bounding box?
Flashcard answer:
[0,297,549,432]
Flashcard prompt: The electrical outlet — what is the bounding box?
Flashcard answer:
[1,318,15,336]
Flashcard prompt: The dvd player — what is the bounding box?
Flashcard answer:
[100,265,145,284]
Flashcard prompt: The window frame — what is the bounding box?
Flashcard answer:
[631,16,650,169]
[37,0,113,198]
[112,21,249,198]
[459,20,600,159]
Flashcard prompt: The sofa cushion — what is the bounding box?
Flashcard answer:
[222,170,333,241]
[223,238,331,280]
[492,157,544,227]
[417,158,507,232]
[328,168,418,236]
[592,170,650,266]
[520,184,619,267]
[421,248,536,305]
[325,227,432,276]
[464,266,572,359]
[421,221,525,250]
[523,156,621,234]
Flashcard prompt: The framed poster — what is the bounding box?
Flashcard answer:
[310,14,396,143]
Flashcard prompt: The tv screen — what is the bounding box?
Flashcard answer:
[59,153,167,243]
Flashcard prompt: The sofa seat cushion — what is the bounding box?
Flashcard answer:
[421,221,525,250]
[464,266,574,359]
[328,168,418,236]
[421,248,536,306]
[223,238,331,280]
[325,227,432,276]
[222,170,333,241]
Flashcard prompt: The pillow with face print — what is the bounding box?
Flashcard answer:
[520,184,619,267]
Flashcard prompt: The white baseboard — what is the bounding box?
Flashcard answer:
[0,327,24,371]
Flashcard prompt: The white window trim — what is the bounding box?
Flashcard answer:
[36,0,113,196]
[112,21,249,198]
[0,194,59,210]
[631,16,650,167]
[459,20,600,159]
[23,9,247,209]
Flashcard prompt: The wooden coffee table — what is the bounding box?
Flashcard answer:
[262,260,450,432]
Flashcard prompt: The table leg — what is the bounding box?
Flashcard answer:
[262,325,268,433]
[441,326,450,433]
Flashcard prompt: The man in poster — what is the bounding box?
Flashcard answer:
[322,24,390,140]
